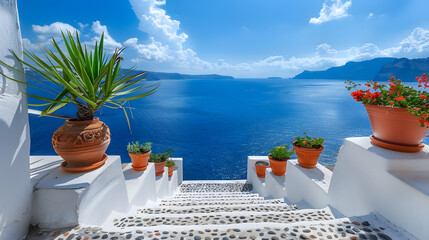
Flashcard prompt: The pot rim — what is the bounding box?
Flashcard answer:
[293,141,324,151]
[363,104,408,111]
[154,161,167,165]
[128,150,151,156]
[66,117,100,125]
[255,161,269,167]
[268,154,290,162]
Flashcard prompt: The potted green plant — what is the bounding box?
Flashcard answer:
[293,133,324,168]
[255,161,270,178]
[267,144,294,176]
[165,160,176,177]
[150,148,175,176]
[127,142,152,171]
[346,75,429,152]
[0,31,159,172]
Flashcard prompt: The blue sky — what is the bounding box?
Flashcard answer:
[18,0,429,78]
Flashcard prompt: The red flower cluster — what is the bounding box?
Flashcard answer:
[416,73,429,88]
[350,90,381,102]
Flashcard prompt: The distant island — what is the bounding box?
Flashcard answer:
[144,71,234,80]
[25,69,234,81]
[267,77,283,79]
[293,57,429,81]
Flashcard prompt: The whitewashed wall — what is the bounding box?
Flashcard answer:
[0,0,32,239]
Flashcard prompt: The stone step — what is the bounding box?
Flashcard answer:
[174,191,255,197]
[158,198,284,207]
[171,193,259,199]
[112,209,334,228]
[160,196,264,203]
[49,215,416,240]
[138,204,298,215]
[179,182,252,193]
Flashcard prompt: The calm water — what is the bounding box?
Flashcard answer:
[28,78,427,180]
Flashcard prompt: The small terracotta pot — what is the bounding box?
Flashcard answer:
[255,161,270,178]
[129,151,151,171]
[268,154,289,176]
[155,161,166,176]
[364,104,429,152]
[52,118,111,172]
[293,141,323,168]
[168,166,174,177]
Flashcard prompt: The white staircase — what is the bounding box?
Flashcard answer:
[30,181,416,239]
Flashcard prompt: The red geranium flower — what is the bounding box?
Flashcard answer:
[394,96,405,101]
[421,95,427,100]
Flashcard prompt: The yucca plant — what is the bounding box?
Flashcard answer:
[0,30,159,124]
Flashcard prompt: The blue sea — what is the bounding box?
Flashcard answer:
[27,78,429,180]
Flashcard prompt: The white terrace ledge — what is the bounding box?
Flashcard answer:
[29,155,183,230]
[247,156,332,208]
[329,137,429,240]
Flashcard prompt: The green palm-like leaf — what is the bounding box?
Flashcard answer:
[0,30,160,128]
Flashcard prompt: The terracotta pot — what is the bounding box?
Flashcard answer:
[129,151,151,171]
[53,118,111,172]
[293,141,323,168]
[154,161,166,176]
[364,104,429,152]
[255,161,270,178]
[268,154,289,176]
[168,166,174,177]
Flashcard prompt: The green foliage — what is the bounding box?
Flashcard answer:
[268,144,294,161]
[293,132,324,149]
[149,148,175,163]
[0,30,159,126]
[165,160,175,167]
[127,141,151,154]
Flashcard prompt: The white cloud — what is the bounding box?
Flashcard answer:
[129,0,187,50]
[88,21,122,50]
[398,27,429,54]
[310,0,352,24]
[78,22,89,31]
[32,22,79,42]
[24,21,123,55]
[367,12,374,19]
[124,37,172,62]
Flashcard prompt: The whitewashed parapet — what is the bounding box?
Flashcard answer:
[31,156,129,229]
[247,156,269,197]
[329,137,429,239]
[285,160,331,209]
[247,157,332,206]
[170,158,183,185]
[123,163,157,206]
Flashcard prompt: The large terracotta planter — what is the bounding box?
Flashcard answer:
[155,161,166,176]
[268,154,289,176]
[168,166,174,177]
[129,151,151,171]
[293,141,323,168]
[255,161,270,178]
[52,118,111,172]
[364,104,429,152]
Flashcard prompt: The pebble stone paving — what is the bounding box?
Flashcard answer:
[28,219,402,240]
[26,183,412,240]
[159,199,285,207]
[172,194,259,199]
[179,183,253,193]
[161,197,264,202]
[138,204,298,215]
[113,210,334,227]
